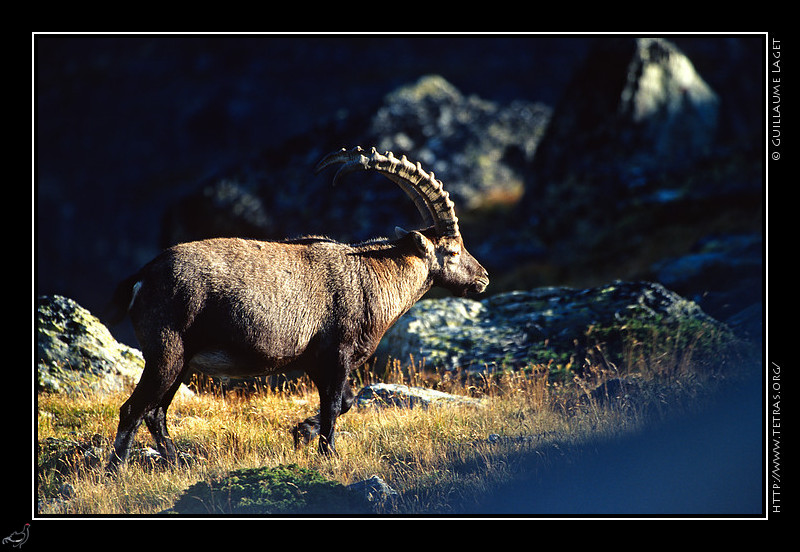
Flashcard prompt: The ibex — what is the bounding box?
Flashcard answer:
[105,146,489,471]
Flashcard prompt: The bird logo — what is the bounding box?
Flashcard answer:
[2,524,29,548]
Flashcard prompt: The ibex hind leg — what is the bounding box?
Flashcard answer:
[107,335,185,472]
[142,375,186,465]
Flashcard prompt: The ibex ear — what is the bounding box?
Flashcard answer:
[397,227,434,257]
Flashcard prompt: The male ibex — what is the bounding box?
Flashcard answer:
[106,146,489,470]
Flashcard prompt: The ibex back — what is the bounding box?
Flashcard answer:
[106,146,489,471]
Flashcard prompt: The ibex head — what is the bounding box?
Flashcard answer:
[315,146,489,297]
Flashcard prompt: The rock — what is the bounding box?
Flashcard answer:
[346,475,399,504]
[355,383,484,409]
[161,75,551,249]
[522,37,720,239]
[514,36,761,277]
[376,281,732,374]
[37,295,146,397]
[36,294,194,400]
[128,446,201,469]
[650,233,762,327]
[369,74,551,211]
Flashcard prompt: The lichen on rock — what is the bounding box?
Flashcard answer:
[37,295,146,397]
[376,281,733,375]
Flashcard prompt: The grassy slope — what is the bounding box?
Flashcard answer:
[36,337,753,517]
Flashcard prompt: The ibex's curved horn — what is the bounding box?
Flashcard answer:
[315,146,460,238]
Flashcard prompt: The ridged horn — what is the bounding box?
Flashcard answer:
[315,146,460,237]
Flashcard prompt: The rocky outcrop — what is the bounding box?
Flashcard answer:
[520,37,723,245]
[368,75,551,211]
[376,281,734,374]
[160,75,551,248]
[37,295,146,397]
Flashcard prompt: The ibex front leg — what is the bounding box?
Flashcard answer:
[294,361,354,455]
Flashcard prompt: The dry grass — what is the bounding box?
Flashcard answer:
[36,357,713,516]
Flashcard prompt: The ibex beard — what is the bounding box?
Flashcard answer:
[105,146,489,471]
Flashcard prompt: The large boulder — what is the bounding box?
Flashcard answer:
[160,75,551,249]
[520,37,722,246]
[510,38,761,291]
[37,295,145,397]
[376,281,734,375]
[368,74,551,211]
